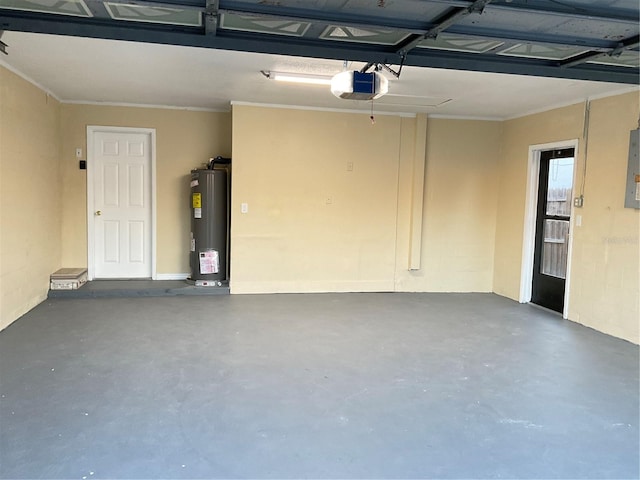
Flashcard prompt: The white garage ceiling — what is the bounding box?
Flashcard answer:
[1,30,636,119]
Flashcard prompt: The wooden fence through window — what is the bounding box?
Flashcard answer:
[542,187,572,279]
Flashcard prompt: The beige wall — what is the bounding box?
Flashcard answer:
[494,91,640,344]
[567,93,639,343]
[60,104,231,275]
[0,66,62,330]
[231,105,502,294]
[231,105,402,293]
[395,119,502,292]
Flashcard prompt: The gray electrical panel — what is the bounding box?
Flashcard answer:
[189,169,228,283]
[624,129,640,209]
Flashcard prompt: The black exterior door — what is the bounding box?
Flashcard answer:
[532,148,575,313]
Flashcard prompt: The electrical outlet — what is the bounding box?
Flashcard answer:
[573,196,584,208]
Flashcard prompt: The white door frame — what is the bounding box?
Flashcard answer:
[519,138,579,319]
[86,126,157,280]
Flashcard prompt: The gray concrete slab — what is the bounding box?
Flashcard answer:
[0,293,638,479]
[48,280,229,299]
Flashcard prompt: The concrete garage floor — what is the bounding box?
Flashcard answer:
[48,280,230,298]
[0,293,638,479]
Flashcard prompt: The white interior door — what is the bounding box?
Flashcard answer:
[89,129,153,279]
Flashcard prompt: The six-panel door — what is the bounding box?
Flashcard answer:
[93,131,152,278]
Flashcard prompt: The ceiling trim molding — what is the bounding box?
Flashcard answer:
[427,113,503,121]
[61,99,230,112]
[230,101,417,118]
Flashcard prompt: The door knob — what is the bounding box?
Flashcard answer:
[95,210,102,216]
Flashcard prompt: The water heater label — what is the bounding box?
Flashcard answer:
[192,193,201,208]
[199,250,219,274]
[190,238,196,252]
[194,207,202,219]
[190,180,199,187]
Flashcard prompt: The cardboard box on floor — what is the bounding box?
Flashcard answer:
[50,268,88,290]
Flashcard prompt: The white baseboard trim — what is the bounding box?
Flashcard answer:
[155,273,190,280]
[229,280,394,295]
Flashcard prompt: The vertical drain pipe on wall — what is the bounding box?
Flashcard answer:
[578,100,591,204]
[408,114,428,270]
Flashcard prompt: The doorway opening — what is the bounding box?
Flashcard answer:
[520,140,579,317]
[87,126,157,280]
[532,148,575,313]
